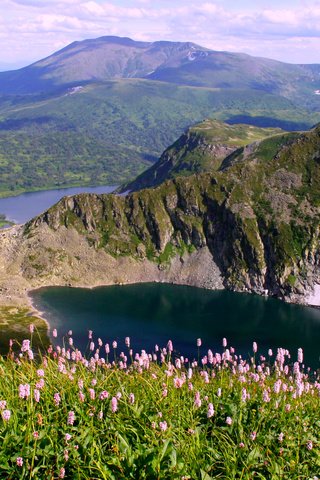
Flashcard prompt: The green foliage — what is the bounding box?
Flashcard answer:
[0,80,318,196]
[0,306,49,355]
[0,333,319,479]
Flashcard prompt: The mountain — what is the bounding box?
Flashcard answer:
[0,36,319,197]
[0,35,319,107]
[1,123,320,307]
[119,119,287,192]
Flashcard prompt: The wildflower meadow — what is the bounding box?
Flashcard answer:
[0,326,319,479]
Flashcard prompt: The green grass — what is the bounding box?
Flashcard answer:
[0,306,49,355]
[0,330,319,479]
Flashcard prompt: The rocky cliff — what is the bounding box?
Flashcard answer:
[0,123,313,306]
[119,119,285,193]
[0,120,319,309]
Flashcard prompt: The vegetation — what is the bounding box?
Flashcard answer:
[0,306,49,355]
[0,327,319,479]
[120,119,288,192]
[27,123,320,298]
[0,79,319,197]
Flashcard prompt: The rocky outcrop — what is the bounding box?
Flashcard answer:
[119,119,284,193]
[1,124,320,307]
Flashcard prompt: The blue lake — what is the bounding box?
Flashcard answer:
[31,283,320,370]
[0,185,116,224]
[1,187,320,369]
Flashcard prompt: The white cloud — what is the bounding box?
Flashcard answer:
[0,0,320,70]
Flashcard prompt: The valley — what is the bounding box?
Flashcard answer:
[0,36,319,197]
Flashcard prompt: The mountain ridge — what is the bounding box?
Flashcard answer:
[0,35,319,197]
[1,123,320,308]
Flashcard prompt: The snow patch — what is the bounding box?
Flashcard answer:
[305,284,320,306]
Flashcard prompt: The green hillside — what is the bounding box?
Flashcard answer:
[0,36,319,196]
[120,119,288,192]
[22,123,320,301]
[0,80,318,197]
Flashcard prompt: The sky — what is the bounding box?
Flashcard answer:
[1,0,320,71]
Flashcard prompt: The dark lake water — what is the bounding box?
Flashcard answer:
[0,185,116,224]
[31,283,320,370]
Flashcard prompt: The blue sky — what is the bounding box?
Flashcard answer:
[1,0,320,70]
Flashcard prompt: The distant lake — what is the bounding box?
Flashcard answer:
[0,185,116,224]
[31,283,320,370]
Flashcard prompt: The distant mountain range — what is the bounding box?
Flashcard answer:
[0,36,319,197]
[0,35,320,102]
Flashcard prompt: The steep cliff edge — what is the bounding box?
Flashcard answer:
[0,124,313,306]
[119,119,286,193]
[0,121,319,308]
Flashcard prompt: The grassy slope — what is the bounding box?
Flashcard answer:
[120,119,287,192]
[0,79,319,197]
[0,334,319,479]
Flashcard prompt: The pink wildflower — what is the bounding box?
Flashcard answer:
[65,433,72,442]
[226,416,232,426]
[111,397,118,413]
[67,411,75,425]
[18,384,30,399]
[112,341,117,349]
[34,389,40,403]
[197,338,202,347]
[253,342,258,353]
[33,431,39,439]
[194,391,201,408]
[222,337,227,348]
[174,377,184,388]
[29,324,34,334]
[59,467,65,478]
[21,339,30,352]
[125,337,130,347]
[54,393,61,406]
[99,390,109,400]
[0,400,6,410]
[16,457,23,467]
[241,388,247,402]
[307,441,313,450]
[207,403,214,418]
[129,393,135,404]
[2,409,11,421]
[52,328,57,338]
[250,431,257,441]
[159,421,168,431]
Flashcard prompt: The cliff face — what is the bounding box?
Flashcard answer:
[18,124,320,303]
[119,119,285,193]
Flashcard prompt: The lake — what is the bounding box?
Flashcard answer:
[30,283,320,369]
[0,185,116,224]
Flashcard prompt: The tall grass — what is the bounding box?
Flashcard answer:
[0,328,319,479]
